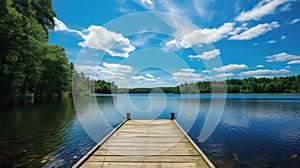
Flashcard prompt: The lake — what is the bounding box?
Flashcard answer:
[1,94,300,167]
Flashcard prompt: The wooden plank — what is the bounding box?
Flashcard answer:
[93,149,198,156]
[119,127,179,132]
[100,141,191,147]
[99,141,196,149]
[72,120,127,168]
[174,120,215,168]
[126,119,173,124]
[114,133,184,137]
[101,142,195,148]
[74,119,215,168]
[86,155,205,162]
[94,142,198,156]
[115,129,182,134]
[81,162,208,168]
[107,137,189,143]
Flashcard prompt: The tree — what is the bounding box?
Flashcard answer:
[0,0,70,104]
[34,45,70,101]
[12,0,55,31]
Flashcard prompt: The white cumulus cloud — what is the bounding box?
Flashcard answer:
[97,63,133,80]
[214,73,234,78]
[102,63,132,73]
[188,49,221,61]
[280,3,292,12]
[54,17,82,36]
[54,17,68,31]
[166,22,235,49]
[98,63,133,87]
[266,52,300,62]
[134,0,154,9]
[78,26,135,58]
[235,0,290,22]
[75,65,99,74]
[267,40,276,44]
[74,63,133,82]
[183,22,235,45]
[239,69,290,76]
[131,73,159,82]
[230,22,280,40]
[287,60,300,64]
[145,73,154,78]
[202,70,211,73]
[290,18,300,24]
[280,35,287,40]
[54,18,135,58]
[172,69,207,83]
[213,64,249,72]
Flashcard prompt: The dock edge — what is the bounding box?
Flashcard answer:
[72,119,128,168]
[173,120,216,168]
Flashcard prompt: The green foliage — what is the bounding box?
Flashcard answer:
[12,0,55,31]
[0,0,70,104]
[225,76,300,93]
[114,75,300,94]
[94,80,118,94]
[34,45,71,101]
[72,71,93,96]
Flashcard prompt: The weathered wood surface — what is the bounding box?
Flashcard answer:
[74,119,214,168]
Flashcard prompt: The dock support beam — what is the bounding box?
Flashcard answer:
[170,112,175,120]
[126,113,131,120]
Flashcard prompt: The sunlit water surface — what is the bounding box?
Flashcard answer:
[1,94,300,167]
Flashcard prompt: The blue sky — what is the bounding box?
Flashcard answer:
[49,0,300,88]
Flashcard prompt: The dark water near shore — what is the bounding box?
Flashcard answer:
[1,94,300,167]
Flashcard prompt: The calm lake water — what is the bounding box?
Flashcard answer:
[1,94,300,167]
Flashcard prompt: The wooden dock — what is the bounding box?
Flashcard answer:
[73,115,215,168]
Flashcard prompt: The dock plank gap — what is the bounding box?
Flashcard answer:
[73,114,215,168]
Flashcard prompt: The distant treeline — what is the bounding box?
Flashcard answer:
[95,80,118,94]
[225,75,300,93]
[0,0,71,104]
[72,74,119,95]
[94,75,300,94]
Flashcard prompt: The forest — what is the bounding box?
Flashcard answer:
[94,75,300,94]
[0,0,71,104]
